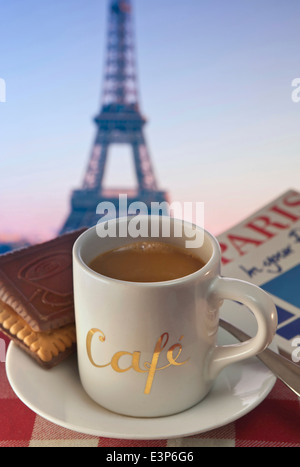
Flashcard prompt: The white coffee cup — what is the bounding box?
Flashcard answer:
[72,216,277,418]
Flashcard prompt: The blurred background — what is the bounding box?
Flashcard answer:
[0,0,300,248]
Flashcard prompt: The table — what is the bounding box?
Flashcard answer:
[0,332,299,448]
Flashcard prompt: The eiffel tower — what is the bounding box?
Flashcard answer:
[60,0,168,234]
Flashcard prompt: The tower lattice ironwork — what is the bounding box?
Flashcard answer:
[60,0,168,233]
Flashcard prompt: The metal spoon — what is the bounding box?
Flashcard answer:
[219,318,300,398]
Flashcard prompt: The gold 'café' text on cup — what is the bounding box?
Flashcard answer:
[86,328,190,395]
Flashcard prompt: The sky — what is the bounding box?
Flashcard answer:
[1,0,300,242]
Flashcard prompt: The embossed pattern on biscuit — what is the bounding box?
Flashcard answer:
[0,303,76,363]
[0,229,86,332]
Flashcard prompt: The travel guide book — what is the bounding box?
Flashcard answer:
[218,189,300,359]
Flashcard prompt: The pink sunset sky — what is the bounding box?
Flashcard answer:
[1,0,300,244]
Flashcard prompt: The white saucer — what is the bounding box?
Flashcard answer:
[6,303,277,440]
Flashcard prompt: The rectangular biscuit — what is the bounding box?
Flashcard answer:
[0,300,76,369]
[0,228,86,332]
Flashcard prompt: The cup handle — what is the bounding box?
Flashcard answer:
[207,276,278,380]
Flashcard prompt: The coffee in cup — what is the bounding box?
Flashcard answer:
[88,241,206,282]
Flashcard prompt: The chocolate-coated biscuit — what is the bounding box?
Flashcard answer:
[0,301,76,369]
[0,229,86,332]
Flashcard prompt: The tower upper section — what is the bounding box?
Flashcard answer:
[102,0,140,109]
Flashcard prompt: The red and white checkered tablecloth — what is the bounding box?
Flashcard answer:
[0,332,299,448]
